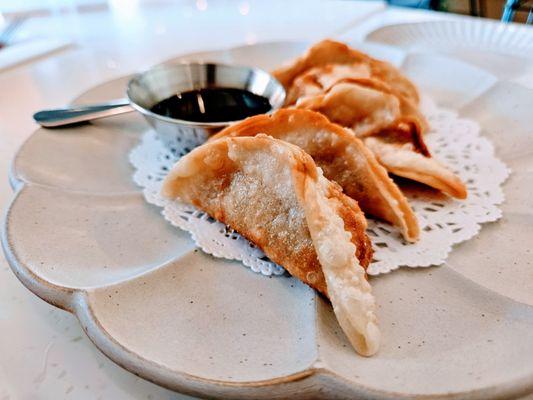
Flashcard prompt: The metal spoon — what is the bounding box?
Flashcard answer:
[33,99,133,127]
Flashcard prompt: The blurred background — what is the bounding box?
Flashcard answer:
[1,0,531,22]
[389,0,531,22]
[0,0,530,58]
[0,0,529,70]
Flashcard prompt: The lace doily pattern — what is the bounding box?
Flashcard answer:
[129,98,509,276]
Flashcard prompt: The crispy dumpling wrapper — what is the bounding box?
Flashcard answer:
[364,121,468,199]
[285,63,372,105]
[286,72,465,198]
[212,109,419,242]
[294,78,427,137]
[273,40,465,199]
[161,135,380,356]
[273,39,420,105]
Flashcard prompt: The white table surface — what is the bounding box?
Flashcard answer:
[1,2,531,399]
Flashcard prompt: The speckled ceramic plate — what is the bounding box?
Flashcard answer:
[2,41,533,400]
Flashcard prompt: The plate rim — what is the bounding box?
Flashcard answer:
[365,19,533,59]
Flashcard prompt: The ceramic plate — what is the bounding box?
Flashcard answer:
[3,41,533,400]
[360,20,533,91]
[365,20,533,58]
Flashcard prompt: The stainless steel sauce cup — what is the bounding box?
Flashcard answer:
[33,62,286,149]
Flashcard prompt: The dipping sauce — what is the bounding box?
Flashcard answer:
[150,87,272,123]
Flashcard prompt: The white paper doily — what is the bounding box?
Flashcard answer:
[129,97,509,276]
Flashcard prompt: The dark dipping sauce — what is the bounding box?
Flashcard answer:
[150,87,272,123]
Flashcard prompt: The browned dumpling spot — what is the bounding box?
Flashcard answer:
[212,109,419,242]
[162,135,380,356]
[273,39,420,105]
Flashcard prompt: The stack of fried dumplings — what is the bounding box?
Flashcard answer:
[161,40,467,357]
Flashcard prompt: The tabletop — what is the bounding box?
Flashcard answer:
[0,1,531,399]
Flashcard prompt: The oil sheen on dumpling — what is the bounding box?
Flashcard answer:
[161,135,380,356]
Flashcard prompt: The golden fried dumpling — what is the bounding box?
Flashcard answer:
[291,81,465,198]
[363,121,468,199]
[294,78,427,137]
[273,39,420,105]
[162,135,379,356]
[212,109,419,242]
[285,63,372,105]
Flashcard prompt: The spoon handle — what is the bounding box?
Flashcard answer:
[33,99,134,128]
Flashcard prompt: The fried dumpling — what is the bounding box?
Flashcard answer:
[291,81,465,198]
[273,39,419,105]
[363,121,468,199]
[161,135,379,356]
[285,63,372,105]
[294,78,427,137]
[212,109,419,242]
